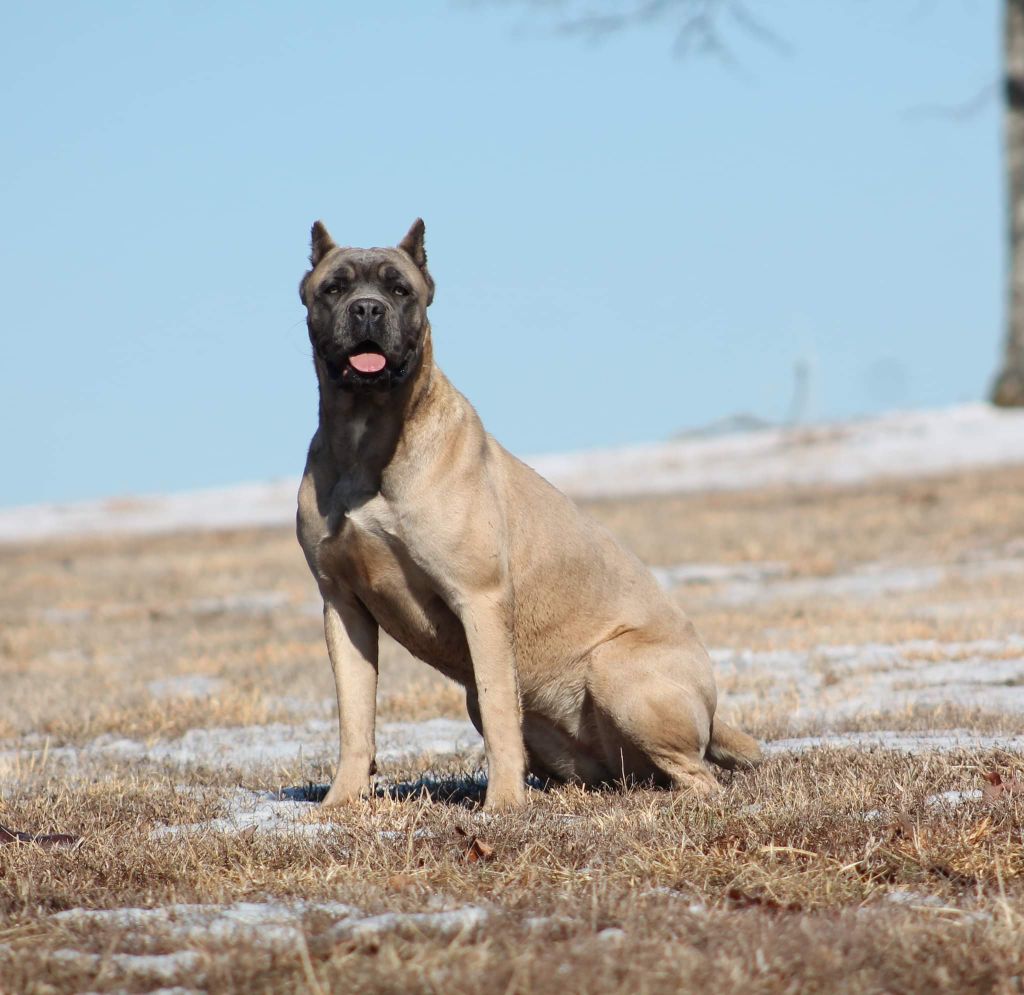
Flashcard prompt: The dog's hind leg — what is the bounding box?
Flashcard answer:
[706,719,763,770]
[586,633,720,796]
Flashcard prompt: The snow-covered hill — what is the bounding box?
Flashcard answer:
[3,404,1023,544]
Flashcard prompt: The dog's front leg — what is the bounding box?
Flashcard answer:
[460,597,526,810]
[321,593,379,807]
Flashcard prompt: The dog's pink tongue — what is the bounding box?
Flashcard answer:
[349,353,386,374]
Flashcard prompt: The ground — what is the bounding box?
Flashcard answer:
[2,456,1024,993]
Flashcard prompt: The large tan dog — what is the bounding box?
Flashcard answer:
[297,219,761,810]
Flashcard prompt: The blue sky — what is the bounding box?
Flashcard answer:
[0,1,1001,506]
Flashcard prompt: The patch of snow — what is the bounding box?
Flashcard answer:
[883,890,948,908]
[147,676,227,700]
[0,478,300,545]
[713,635,1024,721]
[187,591,291,616]
[50,900,485,956]
[653,555,1024,604]
[524,914,578,933]
[714,559,1024,606]
[52,900,358,952]
[532,404,1024,499]
[651,561,788,590]
[640,888,707,913]
[49,949,203,984]
[326,906,487,942]
[151,788,335,840]
[925,789,985,808]
[140,716,480,769]
[0,718,483,776]
[375,718,482,762]
[145,722,333,768]
[5,405,1024,543]
[38,607,91,624]
[151,786,443,840]
[765,730,1024,755]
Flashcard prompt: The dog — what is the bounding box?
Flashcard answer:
[296,219,761,810]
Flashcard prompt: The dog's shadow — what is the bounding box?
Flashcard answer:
[280,772,554,809]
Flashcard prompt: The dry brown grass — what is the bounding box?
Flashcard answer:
[2,465,1024,993]
[1,750,1023,993]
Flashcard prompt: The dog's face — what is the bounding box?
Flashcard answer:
[300,219,435,392]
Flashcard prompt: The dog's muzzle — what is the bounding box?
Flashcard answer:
[318,337,414,391]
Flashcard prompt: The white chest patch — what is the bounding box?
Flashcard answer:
[347,412,370,449]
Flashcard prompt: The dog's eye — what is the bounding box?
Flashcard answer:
[393,285,408,297]
[323,284,341,296]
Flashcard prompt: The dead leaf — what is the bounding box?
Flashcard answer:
[724,887,801,914]
[0,824,81,849]
[464,837,495,863]
[981,770,1024,805]
[889,813,917,841]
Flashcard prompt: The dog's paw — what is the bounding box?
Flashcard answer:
[481,784,526,812]
[321,780,370,808]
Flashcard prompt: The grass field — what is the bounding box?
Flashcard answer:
[2,462,1024,994]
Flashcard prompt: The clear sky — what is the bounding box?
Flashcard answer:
[0,1,1001,507]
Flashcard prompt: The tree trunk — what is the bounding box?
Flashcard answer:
[993,0,1024,405]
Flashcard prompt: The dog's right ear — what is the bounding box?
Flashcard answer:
[299,221,338,304]
[310,220,337,267]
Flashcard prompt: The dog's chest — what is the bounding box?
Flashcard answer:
[344,492,401,544]
[315,494,471,682]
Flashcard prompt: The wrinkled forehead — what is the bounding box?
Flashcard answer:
[313,247,419,285]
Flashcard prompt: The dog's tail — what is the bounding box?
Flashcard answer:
[706,719,763,771]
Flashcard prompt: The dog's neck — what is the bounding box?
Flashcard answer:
[315,328,437,496]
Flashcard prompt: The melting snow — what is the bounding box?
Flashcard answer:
[326,906,487,942]
[147,675,227,700]
[52,900,359,952]
[49,949,203,985]
[49,900,487,958]
[714,635,1024,721]
[925,789,985,808]
[529,403,1024,499]
[0,717,483,776]
[765,730,1024,755]
[151,787,335,840]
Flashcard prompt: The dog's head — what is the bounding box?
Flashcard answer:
[299,219,435,392]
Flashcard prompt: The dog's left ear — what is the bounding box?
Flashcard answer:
[398,218,434,305]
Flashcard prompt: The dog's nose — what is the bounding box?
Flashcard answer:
[349,298,386,326]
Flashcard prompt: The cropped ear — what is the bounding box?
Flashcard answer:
[398,218,426,268]
[309,220,337,268]
[398,218,435,305]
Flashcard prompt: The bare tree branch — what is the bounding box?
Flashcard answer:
[728,2,793,58]
[480,0,790,68]
[903,80,998,122]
